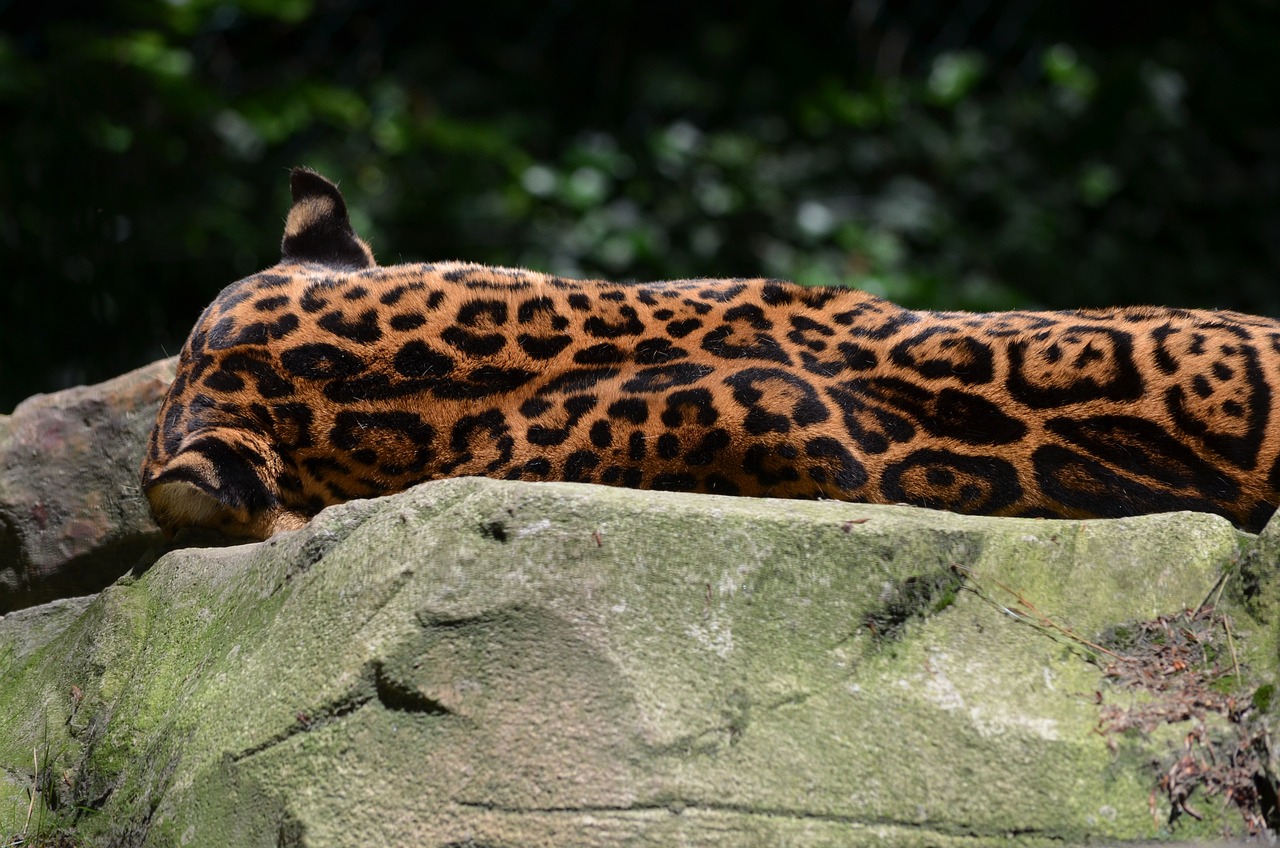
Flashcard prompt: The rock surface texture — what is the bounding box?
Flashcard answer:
[0,358,175,613]
[3,476,1277,846]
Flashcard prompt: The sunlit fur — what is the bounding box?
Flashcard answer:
[141,168,1280,540]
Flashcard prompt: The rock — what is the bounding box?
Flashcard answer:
[0,358,175,614]
[1,477,1274,846]
[0,594,96,662]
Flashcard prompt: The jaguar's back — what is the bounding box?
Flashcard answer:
[141,169,1280,539]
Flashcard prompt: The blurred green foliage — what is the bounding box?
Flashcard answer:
[3,1,1280,411]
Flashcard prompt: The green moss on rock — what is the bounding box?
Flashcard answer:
[0,478,1273,846]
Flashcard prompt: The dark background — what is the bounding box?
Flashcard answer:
[4,0,1280,412]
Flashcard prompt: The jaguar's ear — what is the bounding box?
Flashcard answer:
[281,167,376,270]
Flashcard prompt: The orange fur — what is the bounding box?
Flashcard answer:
[141,169,1280,539]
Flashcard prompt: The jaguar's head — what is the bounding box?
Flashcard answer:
[141,167,372,540]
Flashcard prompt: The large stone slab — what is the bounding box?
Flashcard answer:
[0,478,1273,846]
[0,358,176,613]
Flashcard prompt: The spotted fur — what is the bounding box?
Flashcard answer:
[141,168,1280,539]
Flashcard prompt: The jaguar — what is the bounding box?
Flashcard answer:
[141,168,1280,540]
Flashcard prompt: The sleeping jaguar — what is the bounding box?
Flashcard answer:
[141,168,1280,540]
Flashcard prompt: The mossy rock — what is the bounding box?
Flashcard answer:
[1,477,1275,846]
